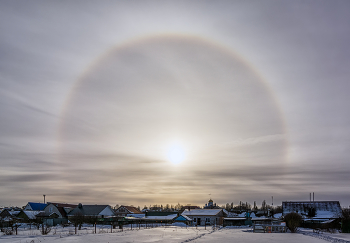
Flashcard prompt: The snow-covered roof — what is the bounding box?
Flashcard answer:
[127,213,145,218]
[22,210,43,219]
[175,215,192,221]
[182,209,223,216]
[68,204,115,217]
[145,214,178,220]
[282,201,341,219]
[8,210,20,216]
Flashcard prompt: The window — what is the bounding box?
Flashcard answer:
[49,207,53,213]
[193,218,197,222]
[205,218,210,223]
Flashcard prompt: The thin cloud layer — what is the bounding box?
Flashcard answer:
[1,1,350,207]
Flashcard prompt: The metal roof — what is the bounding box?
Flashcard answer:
[27,202,47,211]
[68,204,114,216]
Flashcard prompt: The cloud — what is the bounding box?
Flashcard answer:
[1,1,350,207]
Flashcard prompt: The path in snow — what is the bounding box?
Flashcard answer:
[2,226,350,243]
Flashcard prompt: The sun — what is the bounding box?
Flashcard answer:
[166,143,186,165]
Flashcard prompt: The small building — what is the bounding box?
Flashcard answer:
[38,203,77,226]
[67,204,115,219]
[223,217,247,226]
[181,206,200,212]
[114,205,144,217]
[16,210,43,223]
[0,209,14,218]
[282,201,342,222]
[182,209,227,226]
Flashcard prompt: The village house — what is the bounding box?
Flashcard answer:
[0,208,21,220]
[67,204,115,219]
[182,209,227,226]
[37,202,77,226]
[114,205,144,217]
[16,210,42,223]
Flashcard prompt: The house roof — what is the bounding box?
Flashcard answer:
[68,204,113,216]
[47,203,77,217]
[174,215,192,221]
[182,209,224,216]
[27,202,47,211]
[22,210,43,219]
[118,205,142,214]
[145,214,178,220]
[48,203,77,208]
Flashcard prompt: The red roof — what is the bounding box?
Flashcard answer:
[117,205,143,214]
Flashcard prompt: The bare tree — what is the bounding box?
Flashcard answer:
[70,212,85,233]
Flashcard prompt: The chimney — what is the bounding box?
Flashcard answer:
[310,193,311,202]
[313,192,314,202]
[43,195,46,204]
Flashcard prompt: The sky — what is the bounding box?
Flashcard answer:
[1,1,350,209]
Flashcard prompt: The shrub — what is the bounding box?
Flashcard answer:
[341,208,350,233]
[3,229,14,235]
[284,212,302,233]
[41,225,51,235]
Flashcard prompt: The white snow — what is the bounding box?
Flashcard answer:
[1,224,349,243]
[145,214,178,220]
[182,209,222,216]
[22,210,43,219]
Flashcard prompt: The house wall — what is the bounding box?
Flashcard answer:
[99,206,115,217]
[44,218,68,226]
[187,216,223,226]
[115,207,129,216]
[44,204,63,218]
[24,204,32,210]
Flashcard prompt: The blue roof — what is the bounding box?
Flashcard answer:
[174,215,192,221]
[28,202,47,211]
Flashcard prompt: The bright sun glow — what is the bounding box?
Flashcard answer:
[166,143,186,165]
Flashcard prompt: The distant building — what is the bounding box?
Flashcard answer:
[17,210,42,222]
[204,199,221,209]
[67,203,115,219]
[0,208,21,219]
[181,205,200,212]
[282,201,342,222]
[114,205,143,217]
[182,209,227,226]
[37,203,77,226]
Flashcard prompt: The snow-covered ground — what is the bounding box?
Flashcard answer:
[1,225,350,243]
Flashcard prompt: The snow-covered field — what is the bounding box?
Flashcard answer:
[1,225,350,243]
